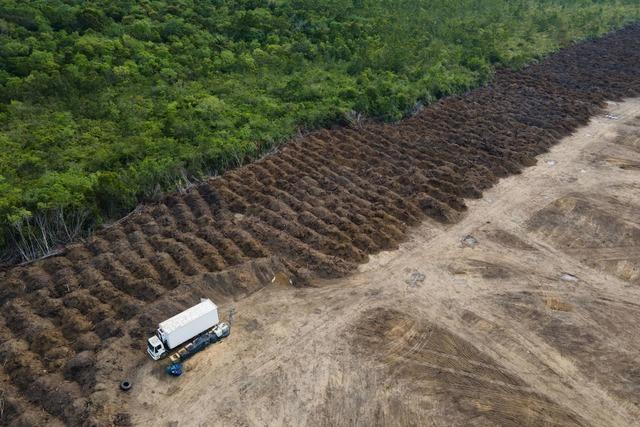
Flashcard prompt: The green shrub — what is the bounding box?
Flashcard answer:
[1,0,639,257]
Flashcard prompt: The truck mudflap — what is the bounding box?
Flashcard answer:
[169,323,230,364]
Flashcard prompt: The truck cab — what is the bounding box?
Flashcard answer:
[147,335,167,360]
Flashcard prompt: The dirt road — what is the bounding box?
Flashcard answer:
[127,99,640,426]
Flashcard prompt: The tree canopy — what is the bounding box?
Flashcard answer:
[1,0,639,258]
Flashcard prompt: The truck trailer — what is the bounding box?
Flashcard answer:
[147,298,228,360]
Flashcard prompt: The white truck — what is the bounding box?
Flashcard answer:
[147,298,229,360]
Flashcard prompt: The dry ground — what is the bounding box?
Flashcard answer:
[2,26,640,426]
[126,99,640,426]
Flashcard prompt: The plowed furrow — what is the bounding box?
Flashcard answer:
[75,265,120,307]
[223,174,366,262]
[183,188,215,218]
[1,299,74,370]
[147,235,210,276]
[348,128,470,191]
[0,333,85,423]
[166,195,198,232]
[276,148,409,229]
[196,218,250,266]
[240,219,356,278]
[221,226,271,260]
[170,232,228,272]
[62,288,116,332]
[28,291,96,348]
[3,23,640,424]
[0,365,65,426]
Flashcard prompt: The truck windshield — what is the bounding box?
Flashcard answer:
[148,342,156,353]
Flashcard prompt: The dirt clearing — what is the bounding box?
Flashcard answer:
[1,24,640,425]
[130,98,640,426]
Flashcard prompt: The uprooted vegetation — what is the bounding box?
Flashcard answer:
[1,24,640,425]
[2,0,640,262]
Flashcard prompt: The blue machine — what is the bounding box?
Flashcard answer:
[166,363,183,376]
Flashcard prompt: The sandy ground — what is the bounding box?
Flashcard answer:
[126,98,640,426]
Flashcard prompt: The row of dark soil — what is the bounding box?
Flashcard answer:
[1,23,640,426]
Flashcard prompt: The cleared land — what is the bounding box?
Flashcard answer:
[129,98,640,426]
[0,24,640,426]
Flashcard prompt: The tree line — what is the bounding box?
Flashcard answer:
[1,0,639,261]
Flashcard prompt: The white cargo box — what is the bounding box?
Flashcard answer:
[158,299,219,350]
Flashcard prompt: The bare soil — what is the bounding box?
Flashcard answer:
[0,24,640,426]
[130,97,640,427]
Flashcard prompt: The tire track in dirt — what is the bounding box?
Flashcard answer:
[342,308,588,427]
[1,23,640,425]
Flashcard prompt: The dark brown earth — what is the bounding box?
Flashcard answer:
[1,24,640,426]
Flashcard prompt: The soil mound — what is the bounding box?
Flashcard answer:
[1,23,640,425]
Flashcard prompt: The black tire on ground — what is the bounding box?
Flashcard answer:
[120,380,132,391]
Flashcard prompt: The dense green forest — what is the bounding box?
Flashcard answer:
[1,0,639,260]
